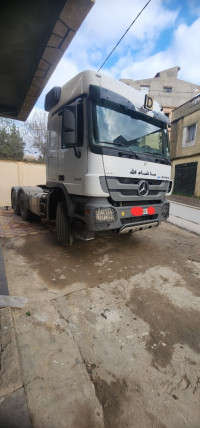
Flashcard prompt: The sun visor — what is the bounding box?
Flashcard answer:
[89,85,136,111]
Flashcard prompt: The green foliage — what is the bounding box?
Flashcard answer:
[26,311,31,316]
[0,118,25,160]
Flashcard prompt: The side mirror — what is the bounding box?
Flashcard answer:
[62,131,76,147]
[62,106,76,147]
[63,106,76,131]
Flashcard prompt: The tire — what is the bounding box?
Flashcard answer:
[11,189,20,215]
[56,201,73,247]
[19,192,32,221]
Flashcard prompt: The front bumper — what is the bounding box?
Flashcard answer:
[82,197,170,233]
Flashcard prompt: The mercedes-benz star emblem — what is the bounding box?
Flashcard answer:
[138,180,149,196]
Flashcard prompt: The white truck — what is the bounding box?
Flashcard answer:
[11,70,172,246]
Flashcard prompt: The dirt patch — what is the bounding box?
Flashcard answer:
[92,376,128,428]
[3,212,199,300]
[127,287,200,368]
[145,411,167,428]
[72,402,102,428]
[1,210,200,427]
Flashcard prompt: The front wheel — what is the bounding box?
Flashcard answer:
[56,201,73,247]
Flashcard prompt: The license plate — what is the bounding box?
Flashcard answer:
[143,208,148,214]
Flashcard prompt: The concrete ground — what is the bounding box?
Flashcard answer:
[0,204,200,428]
[167,194,200,209]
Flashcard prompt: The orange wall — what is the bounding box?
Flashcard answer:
[0,161,46,206]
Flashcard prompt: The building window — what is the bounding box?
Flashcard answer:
[140,85,150,94]
[163,86,172,93]
[182,123,197,147]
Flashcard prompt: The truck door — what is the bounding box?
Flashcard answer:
[57,97,87,196]
[46,113,61,181]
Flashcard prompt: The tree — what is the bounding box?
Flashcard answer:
[25,109,48,163]
[0,118,25,161]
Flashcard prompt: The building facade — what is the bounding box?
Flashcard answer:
[121,67,200,196]
[120,67,200,125]
[170,95,200,197]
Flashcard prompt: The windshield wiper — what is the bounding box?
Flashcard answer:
[100,141,140,159]
[142,151,170,164]
[112,141,141,159]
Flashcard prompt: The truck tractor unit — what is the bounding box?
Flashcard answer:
[11,70,172,246]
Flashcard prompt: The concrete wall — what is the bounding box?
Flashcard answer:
[170,109,200,160]
[170,95,200,197]
[120,67,200,109]
[0,161,46,207]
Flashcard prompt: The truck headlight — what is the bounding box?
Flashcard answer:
[95,208,116,222]
[161,203,169,218]
[166,180,173,194]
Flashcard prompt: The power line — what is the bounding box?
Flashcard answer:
[98,0,152,72]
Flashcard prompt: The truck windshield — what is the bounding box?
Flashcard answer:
[92,100,170,161]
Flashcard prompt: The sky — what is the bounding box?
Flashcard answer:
[36,0,200,110]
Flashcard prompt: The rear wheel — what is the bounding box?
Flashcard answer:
[19,192,32,221]
[56,201,73,247]
[11,189,20,215]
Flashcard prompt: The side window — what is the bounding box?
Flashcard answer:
[182,123,197,147]
[49,130,58,149]
[163,86,172,93]
[61,101,75,149]
[76,101,84,147]
[48,114,62,149]
[140,85,150,94]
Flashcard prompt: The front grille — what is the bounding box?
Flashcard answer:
[120,189,165,196]
[109,199,162,207]
[118,178,163,186]
[106,177,169,202]
[121,214,158,224]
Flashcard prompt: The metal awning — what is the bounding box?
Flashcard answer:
[0,0,94,121]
